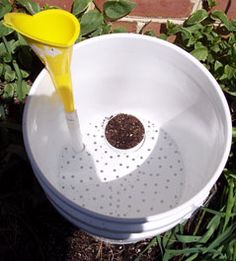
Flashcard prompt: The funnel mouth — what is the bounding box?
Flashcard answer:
[4,9,80,48]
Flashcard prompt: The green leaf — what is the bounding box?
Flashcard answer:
[211,10,231,31]
[165,247,205,258]
[207,0,216,8]
[214,60,223,71]
[15,80,29,101]
[175,234,202,244]
[3,83,16,99]
[4,70,16,82]
[104,0,136,20]
[184,23,204,33]
[80,10,104,35]
[102,24,112,34]
[0,0,12,19]
[7,39,20,54]
[2,52,11,63]
[204,224,236,253]
[185,9,208,26]
[191,46,208,61]
[90,24,111,36]
[16,0,41,15]
[200,214,221,243]
[72,0,92,16]
[3,64,12,73]
[20,69,29,78]
[0,63,4,76]
[113,27,126,33]
[0,21,13,37]
[223,179,235,231]
[220,65,235,80]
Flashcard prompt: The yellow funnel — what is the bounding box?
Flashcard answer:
[4,10,80,112]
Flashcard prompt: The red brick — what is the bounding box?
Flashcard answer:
[95,0,193,18]
[142,22,162,35]
[142,22,176,42]
[133,0,193,18]
[34,0,73,11]
[213,0,236,20]
[112,21,137,32]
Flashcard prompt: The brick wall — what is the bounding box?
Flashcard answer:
[35,0,236,34]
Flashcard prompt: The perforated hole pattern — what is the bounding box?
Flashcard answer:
[58,117,185,219]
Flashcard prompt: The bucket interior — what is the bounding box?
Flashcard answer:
[24,35,228,220]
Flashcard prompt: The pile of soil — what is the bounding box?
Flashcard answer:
[105,113,145,150]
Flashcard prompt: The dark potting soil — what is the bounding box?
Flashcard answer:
[105,113,145,150]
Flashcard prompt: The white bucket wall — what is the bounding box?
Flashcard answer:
[23,34,231,242]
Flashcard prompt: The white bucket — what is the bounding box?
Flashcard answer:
[23,34,231,243]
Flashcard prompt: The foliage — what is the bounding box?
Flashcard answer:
[161,9,236,97]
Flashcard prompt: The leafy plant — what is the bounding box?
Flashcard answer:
[161,9,236,97]
[0,1,35,120]
[72,0,135,39]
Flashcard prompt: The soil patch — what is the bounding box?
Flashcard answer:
[105,113,145,150]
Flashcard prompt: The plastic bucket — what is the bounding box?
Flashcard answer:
[23,34,231,243]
